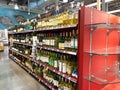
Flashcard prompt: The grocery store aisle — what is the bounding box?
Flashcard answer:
[0,46,47,90]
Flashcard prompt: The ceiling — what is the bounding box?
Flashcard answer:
[0,0,119,14]
[0,0,119,30]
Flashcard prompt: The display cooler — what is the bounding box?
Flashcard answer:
[78,6,120,90]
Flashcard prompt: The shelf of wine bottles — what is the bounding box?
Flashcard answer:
[12,41,76,56]
[8,18,78,90]
[9,48,77,83]
[9,25,77,35]
[13,42,32,47]
[9,54,57,90]
[9,50,77,90]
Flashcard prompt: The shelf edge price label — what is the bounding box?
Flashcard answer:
[68,77,71,80]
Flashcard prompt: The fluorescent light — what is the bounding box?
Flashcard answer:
[86,0,113,7]
[63,0,68,3]
[14,4,19,9]
[107,9,120,14]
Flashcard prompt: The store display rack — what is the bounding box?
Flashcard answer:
[9,48,77,83]
[8,23,78,90]
[9,54,57,90]
[78,7,120,90]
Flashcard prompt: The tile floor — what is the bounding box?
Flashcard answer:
[0,46,47,90]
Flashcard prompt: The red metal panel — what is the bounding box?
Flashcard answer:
[78,6,85,90]
[92,29,107,51]
[109,14,119,23]
[79,6,120,90]
[84,7,92,25]
[92,8,108,24]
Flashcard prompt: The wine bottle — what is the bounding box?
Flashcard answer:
[25,46,31,55]
[51,33,55,47]
[54,53,58,69]
[49,52,52,66]
[64,31,71,50]
[58,54,62,72]
[71,56,78,78]
[62,55,67,73]
[74,29,78,50]
[42,33,47,46]
[58,32,65,49]
[64,32,68,49]
[70,30,75,50]
[66,55,73,75]
[25,34,29,43]
[53,73,59,88]
[54,32,59,48]
[58,76,64,90]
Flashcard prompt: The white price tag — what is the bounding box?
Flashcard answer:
[68,77,71,80]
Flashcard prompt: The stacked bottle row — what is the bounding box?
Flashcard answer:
[10,51,77,90]
[36,11,78,29]
[9,10,78,32]
[37,49,77,78]
[10,29,78,52]
[12,43,32,56]
[37,29,78,51]
[43,69,77,90]
[11,42,77,78]
[12,52,33,70]
[9,33,33,44]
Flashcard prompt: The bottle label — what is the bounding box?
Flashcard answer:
[68,41,71,48]
[71,39,74,48]
[59,43,64,49]
[59,62,62,72]
[75,39,78,49]
[36,56,40,60]
[46,40,48,45]
[25,50,28,54]
[54,80,58,87]
[64,41,67,48]
[33,36,37,46]
[67,65,72,75]
[44,57,49,63]
[54,60,58,68]
[51,39,55,46]
[62,63,66,73]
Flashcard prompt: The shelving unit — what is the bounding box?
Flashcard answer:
[79,7,120,90]
[8,24,78,90]
[9,48,77,83]
[9,54,57,90]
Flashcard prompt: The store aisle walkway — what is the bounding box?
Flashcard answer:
[0,46,47,90]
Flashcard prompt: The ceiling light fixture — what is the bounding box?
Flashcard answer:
[86,0,113,7]
[63,0,68,3]
[28,0,30,15]
[14,3,19,9]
